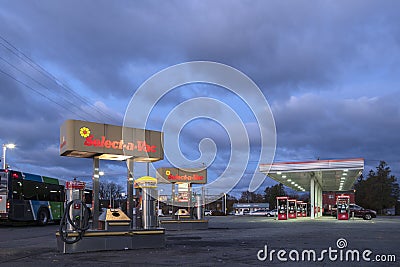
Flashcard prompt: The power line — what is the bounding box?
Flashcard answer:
[0,55,96,121]
[0,68,89,120]
[0,35,118,123]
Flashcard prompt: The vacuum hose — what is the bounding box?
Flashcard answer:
[58,199,91,244]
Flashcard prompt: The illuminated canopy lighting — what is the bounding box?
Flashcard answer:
[261,158,364,192]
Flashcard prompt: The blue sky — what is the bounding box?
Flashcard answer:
[0,1,399,196]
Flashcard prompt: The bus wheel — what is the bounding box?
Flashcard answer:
[37,209,49,226]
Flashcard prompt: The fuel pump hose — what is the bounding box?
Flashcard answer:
[58,199,91,244]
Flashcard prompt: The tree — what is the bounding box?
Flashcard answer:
[355,161,400,215]
[264,183,286,209]
[99,181,124,200]
[239,191,264,203]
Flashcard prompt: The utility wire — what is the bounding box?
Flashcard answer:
[0,55,96,120]
[0,68,89,120]
[0,35,118,123]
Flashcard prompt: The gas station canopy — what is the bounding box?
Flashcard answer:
[259,158,364,192]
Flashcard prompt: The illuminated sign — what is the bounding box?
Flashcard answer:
[80,126,157,153]
[157,168,207,184]
[60,120,163,161]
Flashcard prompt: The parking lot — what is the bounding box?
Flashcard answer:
[0,216,399,266]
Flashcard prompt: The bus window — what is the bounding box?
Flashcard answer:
[11,179,23,200]
[48,184,63,202]
[22,180,39,200]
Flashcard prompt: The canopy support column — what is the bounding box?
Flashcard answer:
[310,178,315,219]
[92,157,100,229]
[127,158,134,219]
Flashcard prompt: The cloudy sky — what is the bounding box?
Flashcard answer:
[0,1,399,195]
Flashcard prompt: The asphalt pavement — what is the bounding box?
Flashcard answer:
[0,216,399,266]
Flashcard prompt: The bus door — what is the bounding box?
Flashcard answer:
[0,170,22,220]
[0,171,8,218]
[9,171,27,221]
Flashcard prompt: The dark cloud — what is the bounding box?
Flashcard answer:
[0,1,399,191]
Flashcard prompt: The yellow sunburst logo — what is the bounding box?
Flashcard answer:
[80,127,90,138]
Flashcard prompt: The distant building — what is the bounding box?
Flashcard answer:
[323,191,355,215]
[233,203,269,214]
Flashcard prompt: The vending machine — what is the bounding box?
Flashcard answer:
[276,196,288,220]
[288,199,297,219]
[336,195,350,220]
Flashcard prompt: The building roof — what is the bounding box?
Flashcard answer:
[233,203,270,208]
[259,158,364,192]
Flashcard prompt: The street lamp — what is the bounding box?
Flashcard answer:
[2,143,15,169]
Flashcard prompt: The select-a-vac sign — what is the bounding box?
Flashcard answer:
[60,119,163,161]
[156,168,207,184]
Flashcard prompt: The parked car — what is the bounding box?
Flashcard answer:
[204,210,212,216]
[332,204,377,220]
[248,209,268,216]
[235,210,251,215]
[266,209,278,217]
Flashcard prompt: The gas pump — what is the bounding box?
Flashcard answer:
[301,203,307,217]
[296,201,303,217]
[276,196,288,220]
[336,195,350,220]
[288,199,297,219]
[59,180,91,244]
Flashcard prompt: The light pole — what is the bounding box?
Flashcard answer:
[2,143,15,169]
[224,193,227,215]
[157,189,163,216]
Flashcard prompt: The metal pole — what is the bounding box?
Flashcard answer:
[171,183,175,219]
[188,184,192,214]
[157,190,160,214]
[127,158,134,219]
[2,145,6,170]
[202,186,206,211]
[224,193,227,215]
[92,157,100,229]
[310,178,315,220]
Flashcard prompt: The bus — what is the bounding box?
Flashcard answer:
[0,169,65,225]
[0,169,94,226]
